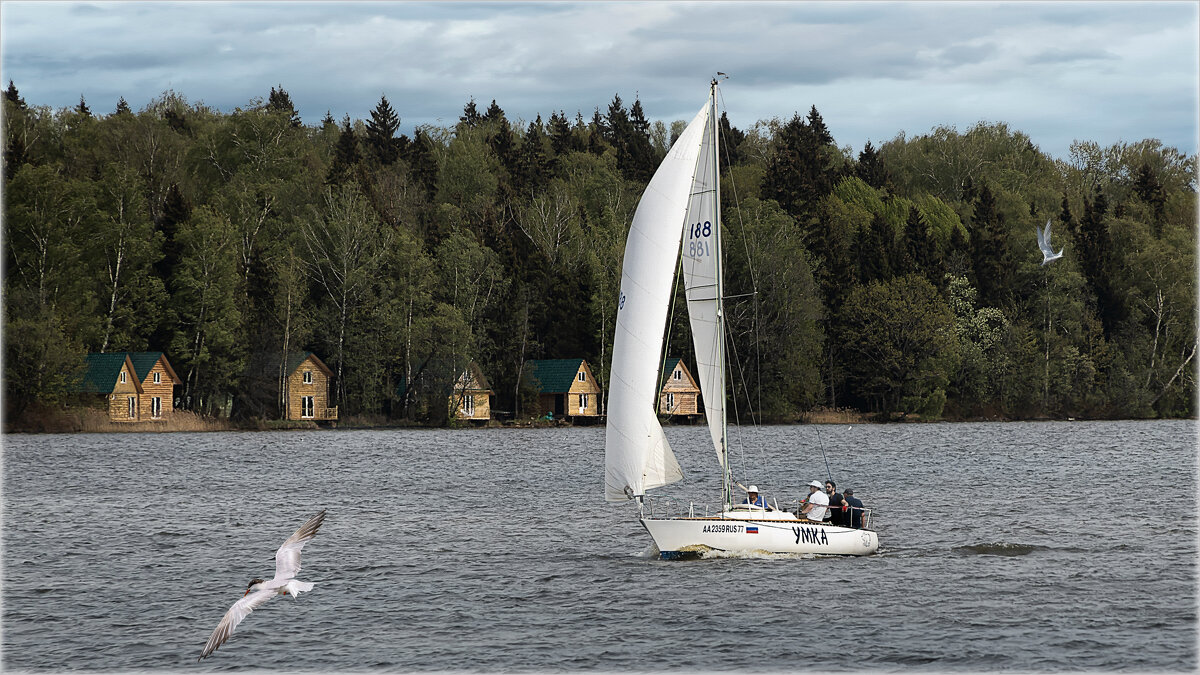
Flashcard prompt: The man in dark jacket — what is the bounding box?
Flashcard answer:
[824,480,846,526]
[844,488,865,529]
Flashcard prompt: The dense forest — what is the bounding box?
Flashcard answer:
[2,81,1196,426]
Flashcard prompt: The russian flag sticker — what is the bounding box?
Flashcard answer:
[746,526,759,534]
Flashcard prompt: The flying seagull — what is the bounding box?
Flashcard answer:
[1036,219,1064,265]
[198,509,326,660]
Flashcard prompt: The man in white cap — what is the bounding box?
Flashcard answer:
[800,480,829,521]
[741,485,768,509]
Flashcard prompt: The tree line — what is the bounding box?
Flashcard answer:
[3,81,1195,425]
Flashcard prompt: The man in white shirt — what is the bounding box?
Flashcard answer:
[801,480,829,522]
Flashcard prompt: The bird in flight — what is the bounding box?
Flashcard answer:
[1036,219,1064,265]
[198,509,326,660]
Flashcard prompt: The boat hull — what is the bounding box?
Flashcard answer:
[641,515,879,558]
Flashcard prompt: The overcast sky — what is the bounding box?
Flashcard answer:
[2,1,1197,160]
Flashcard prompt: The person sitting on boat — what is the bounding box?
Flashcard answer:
[741,485,770,510]
[800,480,829,522]
[824,479,846,526]
[843,489,865,529]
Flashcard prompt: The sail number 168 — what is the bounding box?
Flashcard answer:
[687,221,712,258]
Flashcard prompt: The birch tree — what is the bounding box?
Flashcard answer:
[300,182,391,409]
[169,206,242,414]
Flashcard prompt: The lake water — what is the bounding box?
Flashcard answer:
[2,420,1196,672]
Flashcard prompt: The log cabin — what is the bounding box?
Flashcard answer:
[450,362,494,421]
[659,357,701,417]
[77,353,144,422]
[283,352,338,423]
[126,352,179,422]
[526,359,602,417]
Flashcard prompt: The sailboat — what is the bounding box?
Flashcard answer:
[604,78,879,559]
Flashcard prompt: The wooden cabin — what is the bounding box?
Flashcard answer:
[526,359,602,417]
[283,352,338,422]
[450,362,494,421]
[127,352,179,422]
[659,357,701,417]
[77,353,145,422]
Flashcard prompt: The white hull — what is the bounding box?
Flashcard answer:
[641,511,878,559]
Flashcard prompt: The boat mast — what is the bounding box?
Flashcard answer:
[711,77,730,510]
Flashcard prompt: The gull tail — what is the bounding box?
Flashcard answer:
[285,580,315,597]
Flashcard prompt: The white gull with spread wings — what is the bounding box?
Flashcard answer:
[198,509,326,660]
[1036,219,1064,265]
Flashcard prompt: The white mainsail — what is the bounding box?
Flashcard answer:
[680,100,726,477]
[604,100,713,502]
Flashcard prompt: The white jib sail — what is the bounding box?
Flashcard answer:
[604,100,712,502]
[680,98,725,470]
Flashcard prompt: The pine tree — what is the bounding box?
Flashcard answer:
[718,112,745,170]
[856,141,890,191]
[482,99,505,124]
[321,110,336,129]
[547,111,576,157]
[969,182,1010,308]
[1077,187,1122,335]
[365,95,401,166]
[76,95,91,117]
[326,115,361,185]
[405,128,439,200]
[587,108,608,155]
[1058,193,1075,236]
[857,213,894,284]
[1133,162,1167,227]
[604,94,628,145]
[267,85,302,127]
[514,116,550,195]
[489,115,518,177]
[4,80,26,109]
[114,97,132,115]
[806,104,833,146]
[460,98,481,128]
[622,97,656,182]
[155,183,190,279]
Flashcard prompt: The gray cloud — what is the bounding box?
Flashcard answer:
[0,1,1195,160]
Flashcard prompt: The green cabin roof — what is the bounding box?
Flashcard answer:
[77,353,131,393]
[526,359,586,394]
[285,352,332,377]
[126,352,165,382]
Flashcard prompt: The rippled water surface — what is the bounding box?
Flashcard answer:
[3,420,1196,671]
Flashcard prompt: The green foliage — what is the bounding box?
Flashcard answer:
[2,86,1194,424]
[724,196,824,420]
[3,295,87,418]
[838,274,959,416]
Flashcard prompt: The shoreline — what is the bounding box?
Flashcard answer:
[2,405,1190,434]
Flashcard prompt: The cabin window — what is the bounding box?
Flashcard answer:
[464,394,475,416]
[120,371,126,384]
[127,396,137,419]
[580,393,589,410]
[303,370,313,384]
[673,369,681,380]
[666,393,676,410]
[301,396,314,418]
[577,371,586,382]
[151,397,162,418]
[153,372,161,384]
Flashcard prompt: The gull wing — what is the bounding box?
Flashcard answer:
[273,509,326,582]
[1036,220,1052,256]
[198,588,277,660]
